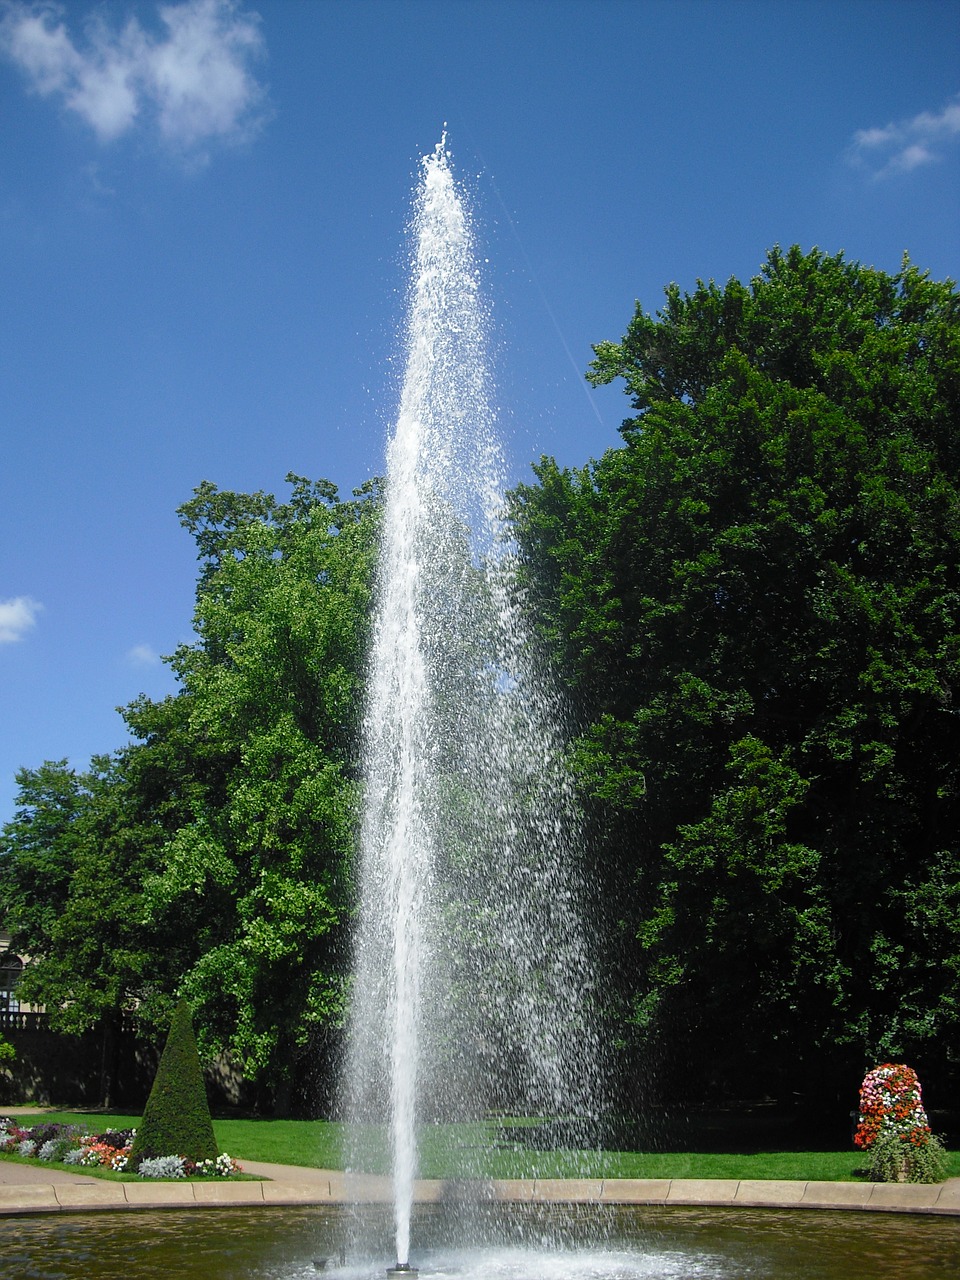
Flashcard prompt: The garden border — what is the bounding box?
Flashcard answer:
[1,1165,959,1217]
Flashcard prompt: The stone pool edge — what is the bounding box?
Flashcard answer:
[1,1170,958,1218]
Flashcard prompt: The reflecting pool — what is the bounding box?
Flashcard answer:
[4,1203,958,1280]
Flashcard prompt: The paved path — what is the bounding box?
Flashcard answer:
[0,1157,958,1217]
[0,1161,101,1186]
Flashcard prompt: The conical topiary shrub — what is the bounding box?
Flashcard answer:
[129,999,218,1170]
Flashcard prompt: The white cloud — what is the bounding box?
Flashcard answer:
[127,642,162,666]
[150,0,265,147]
[0,0,267,152]
[0,596,42,644]
[849,93,960,178]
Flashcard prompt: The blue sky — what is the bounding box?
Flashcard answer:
[0,0,957,822]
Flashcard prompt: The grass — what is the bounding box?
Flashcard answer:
[9,1111,960,1182]
[6,1111,344,1173]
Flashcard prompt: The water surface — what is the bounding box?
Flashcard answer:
[4,1203,957,1279]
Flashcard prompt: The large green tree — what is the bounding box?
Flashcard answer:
[509,247,960,1108]
[0,760,87,961]
[1,474,379,1112]
[0,749,189,1104]
[138,474,380,1109]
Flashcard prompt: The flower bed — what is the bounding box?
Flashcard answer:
[0,1118,241,1178]
[854,1063,946,1184]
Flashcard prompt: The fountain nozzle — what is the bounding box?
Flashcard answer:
[386,1266,418,1278]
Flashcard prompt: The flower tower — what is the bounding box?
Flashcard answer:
[854,1063,946,1183]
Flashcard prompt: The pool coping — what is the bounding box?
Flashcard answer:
[1,1167,958,1218]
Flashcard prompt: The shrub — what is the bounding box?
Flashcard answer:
[137,1155,186,1179]
[28,1122,83,1162]
[188,1153,240,1177]
[26,1124,65,1148]
[854,1063,946,1183]
[77,1141,124,1167]
[866,1131,948,1184]
[93,1128,135,1150]
[0,1121,26,1152]
[128,999,218,1170]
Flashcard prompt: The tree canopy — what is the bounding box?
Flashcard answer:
[1,474,380,1111]
[509,247,960,1105]
[143,474,379,1104]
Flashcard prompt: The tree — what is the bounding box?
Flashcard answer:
[509,248,960,1108]
[139,474,380,1109]
[128,998,218,1169]
[0,760,88,960]
[0,749,191,1105]
[1,474,380,1113]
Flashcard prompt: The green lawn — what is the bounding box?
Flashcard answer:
[11,1111,960,1181]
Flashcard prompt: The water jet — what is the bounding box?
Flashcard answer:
[345,134,599,1271]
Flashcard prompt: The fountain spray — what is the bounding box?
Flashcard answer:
[347,137,598,1273]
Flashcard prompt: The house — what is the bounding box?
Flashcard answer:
[0,932,41,1026]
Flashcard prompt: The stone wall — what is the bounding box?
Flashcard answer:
[0,1015,157,1108]
[0,1016,248,1111]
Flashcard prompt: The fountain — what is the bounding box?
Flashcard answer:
[1,139,956,1280]
[344,136,600,1273]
